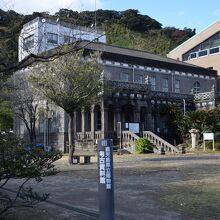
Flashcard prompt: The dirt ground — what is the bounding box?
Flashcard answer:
[2,153,220,220]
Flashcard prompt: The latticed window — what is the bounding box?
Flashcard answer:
[174,80,180,93]
[149,76,156,90]
[162,78,168,92]
[193,81,200,94]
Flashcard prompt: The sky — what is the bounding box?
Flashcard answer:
[1,0,220,33]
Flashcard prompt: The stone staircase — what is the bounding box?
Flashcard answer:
[142,131,183,153]
[121,130,184,154]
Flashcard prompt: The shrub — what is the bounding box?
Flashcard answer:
[0,132,62,216]
[135,138,152,153]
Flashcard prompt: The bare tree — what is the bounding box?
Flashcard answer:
[30,50,103,164]
[6,70,39,144]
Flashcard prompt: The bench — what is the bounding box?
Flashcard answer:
[73,154,95,164]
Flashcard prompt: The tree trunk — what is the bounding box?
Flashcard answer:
[29,132,34,145]
[68,113,75,165]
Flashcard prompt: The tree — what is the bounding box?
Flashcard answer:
[169,105,220,143]
[6,71,39,144]
[30,51,103,164]
[0,101,13,132]
[0,132,62,216]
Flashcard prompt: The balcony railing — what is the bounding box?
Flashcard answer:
[104,80,193,101]
[194,91,215,102]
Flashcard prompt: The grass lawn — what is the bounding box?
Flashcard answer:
[159,175,220,219]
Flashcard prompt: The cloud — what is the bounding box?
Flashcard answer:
[4,0,103,15]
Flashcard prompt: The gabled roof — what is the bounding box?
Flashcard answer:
[167,21,220,55]
[76,41,217,76]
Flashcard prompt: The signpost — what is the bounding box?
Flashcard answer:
[203,133,215,151]
[97,139,115,220]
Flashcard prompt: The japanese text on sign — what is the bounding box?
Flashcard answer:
[99,146,112,189]
[99,150,106,184]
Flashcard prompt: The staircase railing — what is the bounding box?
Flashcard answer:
[143,131,182,153]
[122,131,140,148]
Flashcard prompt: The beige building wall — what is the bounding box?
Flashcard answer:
[167,21,220,75]
[186,54,220,74]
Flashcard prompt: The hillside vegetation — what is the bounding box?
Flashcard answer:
[0,8,195,70]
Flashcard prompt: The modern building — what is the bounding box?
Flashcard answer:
[14,39,218,152]
[18,17,106,61]
[167,21,220,87]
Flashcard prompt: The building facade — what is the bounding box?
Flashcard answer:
[15,18,220,152]
[167,21,220,89]
[18,17,106,61]
[14,41,218,151]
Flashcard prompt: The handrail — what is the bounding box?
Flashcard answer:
[143,131,181,153]
[122,130,139,142]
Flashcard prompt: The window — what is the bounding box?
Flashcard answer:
[182,54,190,61]
[193,81,200,94]
[47,33,58,44]
[174,80,180,93]
[136,74,143,83]
[210,32,220,48]
[121,73,129,82]
[49,110,57,133]
[149,76,156,90]
[64,35,76,44]
[182,32,220,60]
[190,52,197,59]
[39,112,44,133]
[198,50,208,57]
[23,34,34,51]
[209,47,219,54]
[162,78,168,92]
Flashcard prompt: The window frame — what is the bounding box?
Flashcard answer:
[174,79,180,93]
[23,34,34,51]
[149,76,156,90]
[162,78,169,92]
[47,32,58,44]
[193,81,200,94]
[121,72,129,82]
